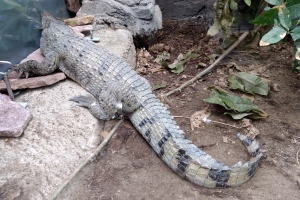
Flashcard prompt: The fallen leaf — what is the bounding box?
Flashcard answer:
[190,110,211,130]
[154,51,170,63]
[101,130,110,139]
[241,118,260,139]
[204,86,268,119]
[272,83,280,92]
[228,72,269,96]
[214,77,228,88]
[152,81,168,91]
[162,51,199,74]
[196,62,207,68]
[223,136,229,143]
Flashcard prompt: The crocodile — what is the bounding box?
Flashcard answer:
[14,13,262,188]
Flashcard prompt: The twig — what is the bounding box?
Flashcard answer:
[50,119,124,200]
[174,115,241,129]
[165,28,259,97]
[173,116,191,119]
[297,149,300,165]
[209,120,241,129]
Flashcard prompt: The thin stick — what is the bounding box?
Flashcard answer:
[173,116,191,119]
[165,29,257,97]
[50,119,124,200]
[210,120,241,129]
[297,149,300,165]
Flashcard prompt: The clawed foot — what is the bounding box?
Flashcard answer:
[12,64,30,78]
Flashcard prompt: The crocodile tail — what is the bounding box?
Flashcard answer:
[129,94,262,188]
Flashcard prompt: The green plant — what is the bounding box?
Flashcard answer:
[251,0,300,68]
[208,0,300,69]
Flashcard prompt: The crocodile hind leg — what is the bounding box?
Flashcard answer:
[69,94,122,120]
[13,51,60,78]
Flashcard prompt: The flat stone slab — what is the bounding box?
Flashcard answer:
[0,94,32,137]
[0,73,66,91]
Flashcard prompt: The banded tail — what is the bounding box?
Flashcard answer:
[129,94,262,188]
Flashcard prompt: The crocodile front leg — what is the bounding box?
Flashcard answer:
[69,94,123,120]
[13,51,60,78]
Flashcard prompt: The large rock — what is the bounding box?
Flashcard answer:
[0,94,32,137]
[95,28,136,68]
[77,0,162,47]
[156,0,215,20]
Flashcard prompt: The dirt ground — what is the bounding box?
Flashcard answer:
[58,20,300,199]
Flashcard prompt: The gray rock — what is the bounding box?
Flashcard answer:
[77,0,162,47]
[0,94,32,137]
[95,28,136,68]
[156,0,215,20]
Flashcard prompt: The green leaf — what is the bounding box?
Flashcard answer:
[170,60,186,74]
[228,72,269,96]
[296,50,300,60]
[154,51,170,63]
[224,112,253,119]
[265,0,284,5]
[295,39,300,51]
[161,51,198,74]
[207,0,238,36]
[161,60,169,68]
[259,20,287,46]
[288,4,300,20]
[286,0,299,7]
[244,0,251,6]
[291,25,300,41]
[207,19,221,36]
[204,86,268,119]
[196,62,207,68]
[183,51,199,59]
[251,8,278,25]
[278,7,292,30]
[152,81,168,91]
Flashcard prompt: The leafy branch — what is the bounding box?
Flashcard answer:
[208,0,300,69]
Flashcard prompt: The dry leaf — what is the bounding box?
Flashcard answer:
[190,110,211,130]
[272,83,280,92]
[222,136,235,144]
[136,48,153,69]
[223,136,229,143]
[101,130,110,139]
[214,77,228,88]
[241,118,260,139]
[229,62,245,72]
[149,43,173,53]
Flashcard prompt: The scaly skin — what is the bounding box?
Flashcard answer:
[14,13,262,188]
